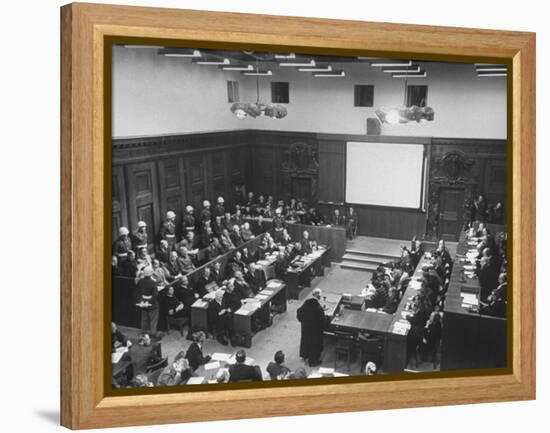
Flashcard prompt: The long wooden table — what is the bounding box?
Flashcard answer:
[245,217,346,262]
[327,249,431,373]
[285,246,331,299]
[440,225,507,370]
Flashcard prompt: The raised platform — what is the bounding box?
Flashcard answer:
[339,236,406,272]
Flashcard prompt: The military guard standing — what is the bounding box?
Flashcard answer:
[214,196,225,219]
[113,226,132,261]
[182,205,196,235]
[200,200,212,227]
[132,221,148,252]
[159,210,177,251]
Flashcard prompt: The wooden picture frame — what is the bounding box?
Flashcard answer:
[60,2,536,429]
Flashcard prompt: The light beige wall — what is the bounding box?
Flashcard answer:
[113,47,506,139]
[112,46,244,138]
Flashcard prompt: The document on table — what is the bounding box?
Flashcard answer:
[255,294,269,301]
[187,376,205,385]
[211,352,232,362]
[318,367,334,375]
[112,351,125,364]
[204,361,221,370]
[261,289,274,295]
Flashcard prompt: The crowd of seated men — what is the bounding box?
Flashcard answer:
[468,222,507,318]
[112,191,328,347]
[235,191,359,240]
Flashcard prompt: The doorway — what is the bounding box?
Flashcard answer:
[438,187,465,241]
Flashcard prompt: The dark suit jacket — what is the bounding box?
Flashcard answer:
[229,363,263,382]
[185,342,211,371]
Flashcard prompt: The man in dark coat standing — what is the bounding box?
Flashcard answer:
[297,288,326,366]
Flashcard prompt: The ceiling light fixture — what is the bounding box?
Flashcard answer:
[193,58,230,65]
[375,62,434,124]
[298,65,333,72]
[220,64,253,71]
[313,70,345,77]
[371,60,412,67]
[162,49,201,57]
[230,59,287,120]
[279,59,316,67]
[383,66,421,73]
[242,70,272,76]
[274,53,296,59]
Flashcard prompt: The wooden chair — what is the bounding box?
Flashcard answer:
[326,330,356,371]
[357,334,384,373]
[167,315,189,336]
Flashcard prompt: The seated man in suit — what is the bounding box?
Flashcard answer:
[184,331,212,371]
[112,322,132,352]
[328,208,345,226]
[234,270,253,299]
[157,353,192,387]
[230,251,246,276]
[300,230,316,255]
[229,350,263,382]
[266,350,291,380]
[196,266,215,298]
[129,333,161,375]
[230,225,244,247]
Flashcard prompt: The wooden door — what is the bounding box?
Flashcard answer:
[111,165,129,244]
[438,188,465,241]
[125,162,160,246]
[158,158,186,228]
[186,155,208,209]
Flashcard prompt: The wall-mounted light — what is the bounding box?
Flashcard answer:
[313,70,345,77]
[279,59,316,67]
[193,58,230,65]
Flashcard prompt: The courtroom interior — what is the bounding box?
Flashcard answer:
[110,46,508,388]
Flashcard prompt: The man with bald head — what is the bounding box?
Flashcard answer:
[297,288,326,366]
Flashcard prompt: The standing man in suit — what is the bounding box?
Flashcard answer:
[272,207,286,243]
[184,331,212,371]
[228,350,263,382]
[300,230,316,255]
[296,288,326,366]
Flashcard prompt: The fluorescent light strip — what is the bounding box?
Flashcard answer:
[123,45,162,49]
[242,70,273,76]
[475,63,506,67]
[391,72,427,78]
[221,64,253,71]
[383,66,421,73]
[163,50,201,57]
[298,65,332,72]
[279,60,316,67]
[475,67,507,72]
[371,60,412,67]
[477,73,507,77]
[194,58,230,65]
[313,71,345,77]
[274,53,296,59]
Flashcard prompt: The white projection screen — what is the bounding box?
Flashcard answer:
[346,141,426,209]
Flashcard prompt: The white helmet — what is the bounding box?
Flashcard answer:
[166,211,176,219]
[119,226,129,236]
[185,205,193,213]
[217,196,224,204]
[203,200,210,207]
[137,221,146,228]
[143,266,154,277]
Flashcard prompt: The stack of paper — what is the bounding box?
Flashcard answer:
[392,319,411,335]
[461,292,479,308]
[204,361,221,370]
[318,367,334,376]
[333,372,349,377]
[255,294,269,301]
[211,352,231,362]
[203,291,216,300]
[187,376,206,385]
[192,299,208,308]
[261,289,274,295]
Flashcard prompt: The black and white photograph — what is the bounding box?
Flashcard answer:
[110,45,508,389]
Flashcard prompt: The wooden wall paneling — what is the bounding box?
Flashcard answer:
[111,165,128,242]
[157,157,187,232]
[211,150,227,201]
[186,154,208,209]
[318,139,345,204]
[125,161,160,237]
[484,158,507,206]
